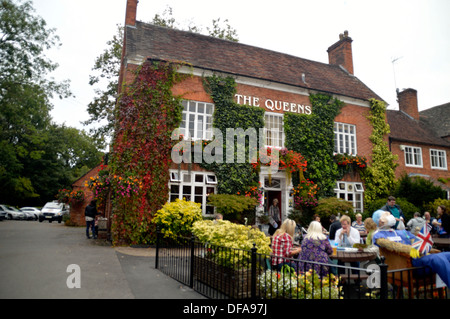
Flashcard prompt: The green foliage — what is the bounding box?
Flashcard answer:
[285,94,343,196]
[393,174,446,211]
[202,75,264,196]
[424,198,450,217]
[207,193,258,222]
[0,0,103,206]
[153,198,203,241]
[192,219,271,268]
[361,99,398,204]
[313,197,354,222]
[84,24,123,143]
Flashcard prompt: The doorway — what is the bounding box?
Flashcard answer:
[265,190,282,224]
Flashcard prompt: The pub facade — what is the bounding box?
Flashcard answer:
[118,0,387,223]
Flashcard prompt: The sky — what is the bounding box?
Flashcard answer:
[31,0,450,132]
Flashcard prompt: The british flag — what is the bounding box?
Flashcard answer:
[411,224,433,255]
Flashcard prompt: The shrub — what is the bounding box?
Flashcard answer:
[394,174,446,212]
[313,197,354,223]
[191,219,271,268]
[424,198,450,217]
[207,193,258,223]
[153,198,203,241]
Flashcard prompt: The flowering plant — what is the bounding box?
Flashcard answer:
[85,173,143,202]
[238,182,263,206]
[192,220,271,268]
[293,178,319,209]
[153,198,203,241]
[69,189,85,204]
[334,153,367,169]
[56,188,71,203]
[258,266,340,299]
[252,147,307,172]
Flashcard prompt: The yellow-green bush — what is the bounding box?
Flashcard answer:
[153,198,203,240]
[192,219,271,268]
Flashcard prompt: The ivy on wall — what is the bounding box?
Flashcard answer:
[360,98,398,204]
[201,75,265,196]
[285,94,343,196]
[109,60,186,245]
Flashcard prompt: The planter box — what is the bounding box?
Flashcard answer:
[193,255,253,298]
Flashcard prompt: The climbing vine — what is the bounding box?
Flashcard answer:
[285,94,343,196]
[109,60,186,245]
[201,75,265,197]
[360,98,398,205]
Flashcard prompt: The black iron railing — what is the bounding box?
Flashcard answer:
[155,231,448,299]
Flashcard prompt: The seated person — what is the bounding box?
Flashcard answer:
[298,221,333,277]
[335,215,361,247]
[271,219,301,271]
[335,215,361,274]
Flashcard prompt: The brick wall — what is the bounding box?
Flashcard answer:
[390,140,450,181]
[70,164,103,226]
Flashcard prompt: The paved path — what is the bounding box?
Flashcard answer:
[0,220,204,299]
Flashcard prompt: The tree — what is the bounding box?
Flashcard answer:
[85,7,239,140]
[0,0,101,206]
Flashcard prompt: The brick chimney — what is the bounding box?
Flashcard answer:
[397,88,419,120]
[327,31,354,75]
[125,0,138,26]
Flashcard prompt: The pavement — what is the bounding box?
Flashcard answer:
[0,220,205,299]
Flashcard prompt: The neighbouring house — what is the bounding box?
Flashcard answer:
[387,88,450,197]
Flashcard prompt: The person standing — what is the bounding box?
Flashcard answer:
[268,198,281,236]
[328,214,341,240]
[380,196,405,230]
[85,200,99,239]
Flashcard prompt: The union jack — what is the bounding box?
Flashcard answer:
[411,224,433,255]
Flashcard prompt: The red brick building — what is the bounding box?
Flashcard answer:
[70,164,102,226]
[116,0,405,221]
[387,89,450,196]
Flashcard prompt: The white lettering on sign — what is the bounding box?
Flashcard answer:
[235,94,312,115]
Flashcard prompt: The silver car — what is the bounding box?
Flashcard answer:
[20,207,41,220]
[0,205,6,221]
[0,205,25,220]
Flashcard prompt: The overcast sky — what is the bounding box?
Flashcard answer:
[32,0,450,131]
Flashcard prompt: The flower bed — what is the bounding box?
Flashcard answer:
[258,265,340,299]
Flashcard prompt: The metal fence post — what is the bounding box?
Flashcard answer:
[155,227,160,269]
[379,256,388,299]
[189,234,195,289]
[251,243,257,299]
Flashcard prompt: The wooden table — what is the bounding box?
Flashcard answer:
[433,238,450,251]
[329,250,377,263]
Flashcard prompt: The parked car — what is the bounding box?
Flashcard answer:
[20,207,41,220]
[39,201,69,223]
[0,205,6,221]
[0,205,25,220]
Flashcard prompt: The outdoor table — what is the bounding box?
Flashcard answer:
[433,238,450,251]
[329,250,377,263]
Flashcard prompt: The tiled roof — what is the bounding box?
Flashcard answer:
[420,102,450,138]
[386,109,450,147]
[125,21,383,102]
